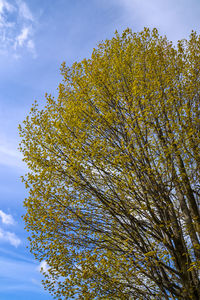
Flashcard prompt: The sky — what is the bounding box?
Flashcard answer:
[0,0,199,299]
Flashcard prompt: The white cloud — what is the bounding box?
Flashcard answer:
[37,260,49,273]
[15,26,30,47]
[16,0,33,21]
[27,38,36,57]
[0,0,15,14]
[0,210,15,225]
[0,228,21,247]
[27,38,34,50]
[4,231,21,247]
[0,0,36,57]
[0,0,15,31]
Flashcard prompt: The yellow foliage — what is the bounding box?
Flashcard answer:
[19,28,200,299]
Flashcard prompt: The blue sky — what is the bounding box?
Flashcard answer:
[0,0,200,299]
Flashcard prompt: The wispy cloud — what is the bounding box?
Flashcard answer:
[0,0,36,57]
[0,0,14,15]
[0,228,21,247]
[27,38,35,54]
[15,26,29,47]
[0,210,15,225]
[16,0,33,21]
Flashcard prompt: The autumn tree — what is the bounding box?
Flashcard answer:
[19,28,200,299]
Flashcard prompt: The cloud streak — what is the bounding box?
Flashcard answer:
[0,256,46,294]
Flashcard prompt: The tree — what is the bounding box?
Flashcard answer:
[19,28,200,299]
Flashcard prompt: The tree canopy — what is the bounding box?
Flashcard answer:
[19,28,200,299]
